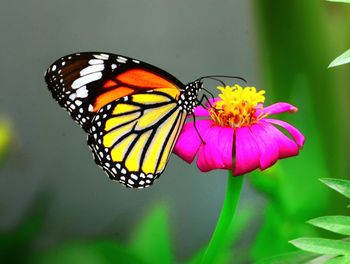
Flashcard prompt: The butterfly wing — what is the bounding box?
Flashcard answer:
[45,52,189,188]
[88,91,187,188]
[44,52,185,132]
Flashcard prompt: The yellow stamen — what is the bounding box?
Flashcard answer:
[209,84,266,128]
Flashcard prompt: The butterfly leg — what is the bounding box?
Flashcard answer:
[191,113,206,145]
[199,94,217,109]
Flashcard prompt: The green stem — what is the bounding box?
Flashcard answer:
[201,172,244,264]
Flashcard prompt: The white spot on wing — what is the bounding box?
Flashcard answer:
[88,59,104,65]
[76,86,88,98]
[128,179,134,185]
[69,94,76,100]
[94,54,109,60]
[72,72,102,89]
[51,65,57,71]
[80,64,104,76]
[117,56,127,63]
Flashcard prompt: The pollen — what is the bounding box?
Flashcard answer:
[209,85,266,128]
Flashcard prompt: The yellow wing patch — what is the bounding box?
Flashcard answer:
[132,93,171,104]
[136,103,176,130]
[157,112,186,172]
[113,103,140,115]
[88,90,186,189]
[110,134,137,161]
[105,112,140,131]
[125,131,152,172]
[141,109,181,174]
[103,121,136,147]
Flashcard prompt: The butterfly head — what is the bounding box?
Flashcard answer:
[179,80,203,113]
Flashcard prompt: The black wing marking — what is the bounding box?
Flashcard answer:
[44,52,185,132]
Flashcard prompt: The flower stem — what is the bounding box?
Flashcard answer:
[201,172,244,264]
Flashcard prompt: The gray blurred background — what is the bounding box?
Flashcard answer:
[0,0,264,259]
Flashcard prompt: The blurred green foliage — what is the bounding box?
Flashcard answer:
[327,0,350,67]
[249,0,349,261]
[185,205,255,264]
[0,200,254,264]
[290,178,350,262]
[129,204,174,264]
[0,118,12,166]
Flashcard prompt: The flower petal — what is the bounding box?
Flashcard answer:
[193,97,220,117]
[260,102,298,116]
[234,126,261,175]
[260,120,299,158]
[207,97,220,106]
[193,105,210,117]
[173,120,213,163]
[264,118,305,147]
[249,123,279,170]
[196,125,234,172]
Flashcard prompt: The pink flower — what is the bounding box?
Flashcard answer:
[174,85,305,175]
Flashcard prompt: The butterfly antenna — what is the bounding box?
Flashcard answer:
[199,76,226,87]
[202,88,215,101]
[199,75,247,84]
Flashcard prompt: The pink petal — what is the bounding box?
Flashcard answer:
[173,120,213,163]
[207,97,220,106]
[234,126,261,175]
[196,125,234,172]
[192,97,220,117]
[193,105,210,117]
[249,123,279,170]
[264,118,305,147]
[260,102,298,116]
[260,120,299,158]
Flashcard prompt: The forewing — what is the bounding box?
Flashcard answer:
[44,52,185,132]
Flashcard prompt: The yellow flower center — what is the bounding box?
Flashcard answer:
[209,85,266,128]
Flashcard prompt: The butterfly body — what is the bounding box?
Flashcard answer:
[45,52,202,188]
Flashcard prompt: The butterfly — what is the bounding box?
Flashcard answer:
[44,52,204,189]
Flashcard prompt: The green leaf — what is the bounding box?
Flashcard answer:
[308,216,350,236]
[129,204,173,264]
[320,178,350,199]
[290,238,350,256]
[325,255,350,264]
[329,49,350,68]
[326,0,350,3]
[255,250,318,264]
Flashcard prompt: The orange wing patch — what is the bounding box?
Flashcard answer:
[94,68,181,112]
[104,80,118,88]
[94,86,134,111]
[117,69,178,89]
